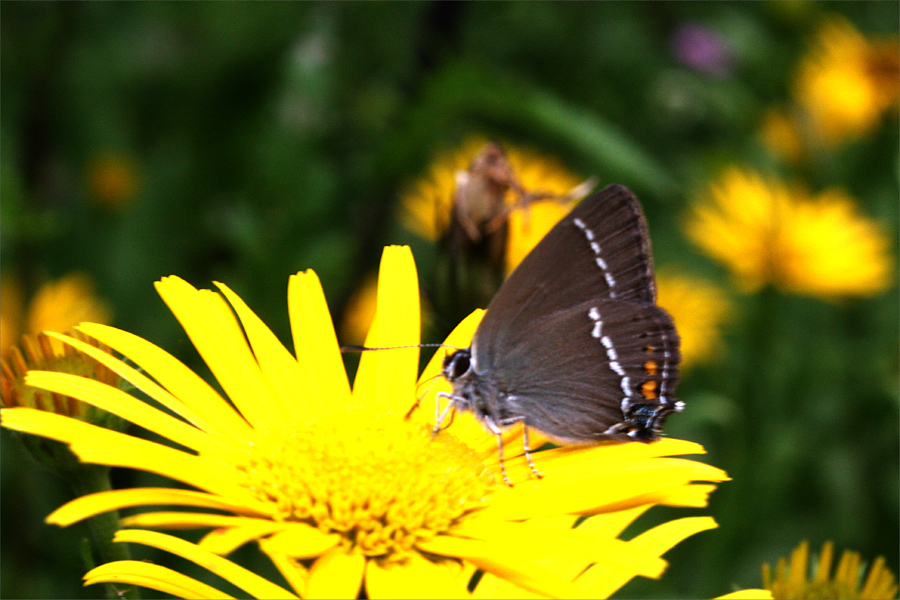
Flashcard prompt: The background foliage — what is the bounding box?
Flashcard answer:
[2,3,897,598]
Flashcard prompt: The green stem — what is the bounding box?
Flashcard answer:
[67,464,141,600]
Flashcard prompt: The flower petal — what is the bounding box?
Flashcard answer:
[263,550,308,598]
[1,409,251,501]
[113,529,298,599]
[84,561,233,600]
[216,282,310,424]
[353,246,420,416]
[573,516,718,597]
[47,488,272,527]
[154,276,273,429]
[419,535,578,598]
[715,590,773,599]
[365,553,470,599]
[471,573,544,600]
[287,270,351,412]
[122,511,267,531]
[481,442,728,519]
[70,324,251,444]
[198,521,291,555]
[455,517,667,579]
[259,524,340,559]
[306,547,366,599]
[25,370,231,458]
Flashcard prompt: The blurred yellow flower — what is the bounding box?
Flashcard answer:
[340,273,379,347]
[0,272,112,358]
[655,271,732,369]
[0,276,24,359]
[1,331,120,415]
[87,153,140,211]
[686,168,892,298]
[2,246,729,599]
[794,15,899,145]
[760,107,805,164]
[1,275,120,469]
[763,540,898,600]
[401,137,591,275]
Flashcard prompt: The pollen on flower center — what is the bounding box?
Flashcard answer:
[237,413,493,560]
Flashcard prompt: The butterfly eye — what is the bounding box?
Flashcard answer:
[443,349,472,381]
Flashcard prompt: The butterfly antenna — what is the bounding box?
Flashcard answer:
[340,343,457,352]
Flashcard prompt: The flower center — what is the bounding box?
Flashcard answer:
[237,413,493,561]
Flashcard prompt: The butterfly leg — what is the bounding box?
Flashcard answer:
[432,391,458,437]
[521,423,543,480]
[483,417,513,487]
[498,415,543,480]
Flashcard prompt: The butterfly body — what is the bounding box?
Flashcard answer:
[440,184,683,460]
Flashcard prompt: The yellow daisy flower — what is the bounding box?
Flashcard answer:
[686,167,892,298]
[2,246,729,598]
[794,15,899,145]
[0,272,112,359]
[655,271,732,369]
[762,540,898,600]
[401,137,590,275]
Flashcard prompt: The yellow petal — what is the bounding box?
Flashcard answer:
[419,535,578,598]
[216,282,308,423]
[715,590,774,599]
[306,547,366,599]
[84,561,234,600]
[575,505,651,539]
[122,511,263,530]
[48,488,272,527]
[471,573,544,599]
[287,270,351,412]
[455,516,666,579]
[25,370,230,457]
[574,516,718,597]
[365,553,470,599]
[113,529,297,599]
[198,521,291,555]
[71,324,251,444]
[154,276,273,429]
[1,409,250,501]
[353,246,420,416]
[263,550,308,598]
[259,524,340,559]
[482,444,728,520]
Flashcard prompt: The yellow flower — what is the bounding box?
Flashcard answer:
[1,331,120,415]
[2,246,729,598]
[0,272,112,359]
[794,15,899,145]
[760,107,805,164]
[1,273,116,424]
[655,271,732,369]
[86,153,140,211]
[686,168,892,298]
[339,273,380,347]
[762,540,898,600]
[401,137,590,275]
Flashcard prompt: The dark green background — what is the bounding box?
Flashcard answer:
[2,3,898,598]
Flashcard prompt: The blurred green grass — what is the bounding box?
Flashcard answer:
[2,3,897,598]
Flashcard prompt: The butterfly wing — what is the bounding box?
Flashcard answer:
[473,184,659,371]
[482,298,681,442]
[467,184,682,442]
